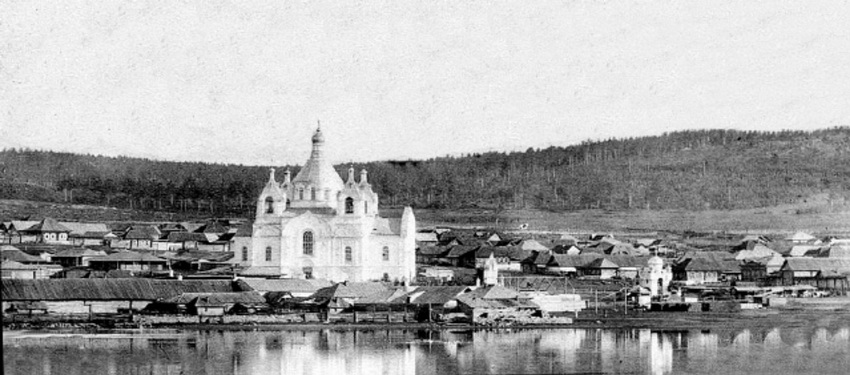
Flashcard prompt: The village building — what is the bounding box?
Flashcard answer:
[123,225,162,250]
[20,218,71,244]
[1,260,62,279]
[51,248,108,268]
[88,251,168,272]
[1,279,240,315]
[248,127,416,282]
[777,258,850,293]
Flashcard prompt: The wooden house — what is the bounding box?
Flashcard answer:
[21,218,71,244]
[51,248,108,268]
[88,251,168,272]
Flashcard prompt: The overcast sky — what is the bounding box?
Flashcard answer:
[2,1,849,165]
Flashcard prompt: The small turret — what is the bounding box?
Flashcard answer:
[346,166,356,186]
[256,167,287,218]
[484,253,498,286]
[283,169,291,185]
[359,169,369,186]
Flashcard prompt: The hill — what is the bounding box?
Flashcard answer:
[2,128,850,217]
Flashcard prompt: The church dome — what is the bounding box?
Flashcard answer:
[312,127,325,143]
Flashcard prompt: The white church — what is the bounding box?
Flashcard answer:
[245,126,416,283]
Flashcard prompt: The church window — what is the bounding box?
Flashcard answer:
[286,199,291,209]
[303,267,313,279]
[298,189,304,200]
[382,246,389,261]
[345,246,352,262]
[265,246,272,262]
[242,246,248,261]
[345,197,354,214]
[311,187,316,201]
[303,231,313,255]
[364,201,368,214]
[325,190,330,200]
[265,197,274,214]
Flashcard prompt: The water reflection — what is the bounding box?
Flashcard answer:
[4,325,850,375]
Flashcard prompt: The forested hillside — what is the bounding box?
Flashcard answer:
[2,128,850,216]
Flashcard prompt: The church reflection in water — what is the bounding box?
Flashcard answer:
[4,325,850,375]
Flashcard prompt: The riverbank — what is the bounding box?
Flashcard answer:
[6,308,849,333]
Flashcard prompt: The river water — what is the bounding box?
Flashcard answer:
[4,324,850,375]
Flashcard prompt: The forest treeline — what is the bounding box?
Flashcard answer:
[2,128,850,216]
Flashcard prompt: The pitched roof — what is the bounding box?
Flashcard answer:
[371,217,401,236]
[787,232,817,242]
[9,221,39,231]
[239,278,332,294]
[1,260,60,270]
[89,251,166,263]
[585,258,620,269]
[59,222,110,236]
[464,285,519,300]
[405,286,471,305]
[515,239,550,252]
[445,245,479,258]
[417,245,451,257]
[311,282,388,302]
[789,245,821,257]
[734,244,779,260]
[416,232,439,242]
[475,246,530,261]
[1,248,45,263]
[194,221,228,234]
[52,248,108,258]
[167,232,209,243]
[674,257,739,272]
[124,225,162,240]
[164,291,266,306]
[548,254,604,268]
[815,245,850,259]
[1,279,241,301]
[782,258,850,273]
[26,218,71,233]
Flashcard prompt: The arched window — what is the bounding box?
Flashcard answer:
[303,231,313,255]
[311,187,316,201]
[265,197,274,214]
[303,267,313,279]
[286,199,291,209]
[242,246,249,261]
[382,246,389,261]
[324,190,330,200]
[345,246,352,262]
[298,189,304,200]
[265,246,272,262]
[364,201,368,214]
[345,197,354,214]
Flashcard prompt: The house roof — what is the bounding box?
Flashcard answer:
[445,245,479,259]
[52,248,108,258]
[464,285,519,300]
[787,232,817,242]
[674,257,739,272]
[548,254,604,268]
[405,286,471,305]
[238,278,332,294]
[782,258,850,273]
[59,222,110,236]
[89,251,167,263]
[356,288,410,305]
[515,239,550,252]
[26,218,71,233]
[734,244,779,260]
[164,291,266,306]
[167,232,209,243]
[1,260,61,270]
[1,248,45,263]
[371,218,402,236]
[585,258,620,269]
[9,221,39,232]
[475,246,531,261]
[789,245,821,257]
[815,245,850,259]
[417,245,451,256]
[1,279,241,301]
[124,225,162,240]
[416,232,439,242]
[311,282,388,302]
[194,221,228,234]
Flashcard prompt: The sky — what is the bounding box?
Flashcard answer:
[1,0,849,166]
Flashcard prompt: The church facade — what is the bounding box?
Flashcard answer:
[247,126,416,283]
